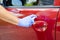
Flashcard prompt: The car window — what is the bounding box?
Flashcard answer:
[0,0,54,6]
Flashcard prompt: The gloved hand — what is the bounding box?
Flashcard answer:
[18,14,37,27]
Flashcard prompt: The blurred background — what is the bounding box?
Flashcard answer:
[0,0,54,6]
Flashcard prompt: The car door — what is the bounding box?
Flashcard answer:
[0,0,60,40]
[0,6,59,40]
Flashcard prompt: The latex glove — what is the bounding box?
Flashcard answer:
[18,14,37,27]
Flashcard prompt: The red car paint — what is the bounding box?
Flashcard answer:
[54,0,60,6]
[2,8,59,40]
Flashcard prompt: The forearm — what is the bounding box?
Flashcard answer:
[0,5,37,27]
[0,5,19,25]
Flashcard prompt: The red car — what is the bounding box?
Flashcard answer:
[0,0,60,40]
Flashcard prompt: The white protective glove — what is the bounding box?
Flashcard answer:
[18,14,37,27]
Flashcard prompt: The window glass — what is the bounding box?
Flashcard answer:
[0,0,54,6]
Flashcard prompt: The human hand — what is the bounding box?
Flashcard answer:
[18,14,37,27]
